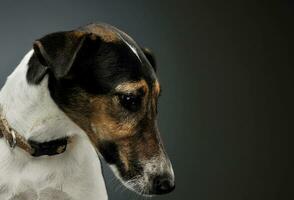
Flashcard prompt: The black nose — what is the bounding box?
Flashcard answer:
[152,175,175,195]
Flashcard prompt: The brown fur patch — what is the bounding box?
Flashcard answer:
[71,31,85,38]
[108,126,161,176]
[89,94,144,141]
[61,80,150,144]
[62,80,158,145]
[81,24,119,42]
[87,80,150,142]
[119,144,130,171]
[115,123,161,172]
[107,80,162,171]
[89,80,150,142]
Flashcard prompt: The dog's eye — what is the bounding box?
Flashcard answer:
[118,94,141,112]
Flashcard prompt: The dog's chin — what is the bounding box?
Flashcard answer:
[121,180,155,197]
[121,178,154,197]
[109,166,153,197]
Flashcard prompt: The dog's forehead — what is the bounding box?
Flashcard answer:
[77,23,158,89]
[79,23,147,62]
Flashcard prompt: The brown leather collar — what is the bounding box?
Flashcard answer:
[0,113,68,157]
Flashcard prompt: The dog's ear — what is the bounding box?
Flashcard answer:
[28,31,87,83]
[141,48,156,72]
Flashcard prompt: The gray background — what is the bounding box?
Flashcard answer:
[0,0,293,200]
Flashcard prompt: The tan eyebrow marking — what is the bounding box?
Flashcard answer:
[154,80,161,96]
[115,80,148,93]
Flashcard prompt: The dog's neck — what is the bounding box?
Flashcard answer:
[0,50,108,200]
[0,50,83,142]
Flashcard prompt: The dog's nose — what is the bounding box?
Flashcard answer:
[152,175,175,194]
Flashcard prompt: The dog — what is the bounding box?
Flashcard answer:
[0,23,175,200]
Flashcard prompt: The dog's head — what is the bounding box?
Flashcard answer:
[27,23,175,196]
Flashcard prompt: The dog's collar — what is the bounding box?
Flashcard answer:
[0,113,68,157]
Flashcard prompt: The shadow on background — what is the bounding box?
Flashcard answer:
[0,1,293,199]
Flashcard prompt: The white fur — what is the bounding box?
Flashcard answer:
[0,50,108,200]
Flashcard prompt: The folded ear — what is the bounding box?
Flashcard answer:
[27,31,87,84]
[141,47,156,72]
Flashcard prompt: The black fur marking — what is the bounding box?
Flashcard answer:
[47,31,156,96]
[98,141,120,164]
[27,24,157,90]
[141,48,156,71]
[27,31,87,84]
[27,53,48,84]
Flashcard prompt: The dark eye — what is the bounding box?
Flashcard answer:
[118,94,142,112]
